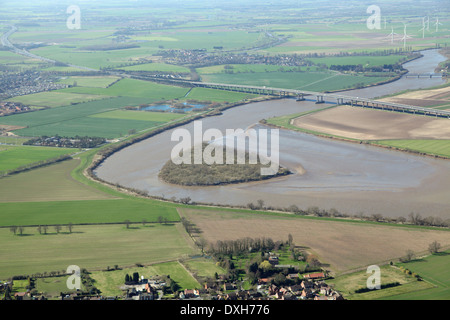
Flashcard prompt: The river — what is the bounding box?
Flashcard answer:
[95,49,450,219]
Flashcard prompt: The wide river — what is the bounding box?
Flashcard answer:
[95,49,450,219]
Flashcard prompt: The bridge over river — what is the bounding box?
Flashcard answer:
[146,78,450,119]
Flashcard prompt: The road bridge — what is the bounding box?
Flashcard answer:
[155,79,450,119]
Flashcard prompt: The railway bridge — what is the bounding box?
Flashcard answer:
[404,73,445,78]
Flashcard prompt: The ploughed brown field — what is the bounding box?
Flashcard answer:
[380,86,450,108]
[179,208,450,274]
[291,105,450,140]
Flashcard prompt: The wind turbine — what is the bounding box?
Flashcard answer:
[435,17,443,32]
[400,24,412,50]
[387,27,397,44]
[419,18,426,38]
[427,16,430,32]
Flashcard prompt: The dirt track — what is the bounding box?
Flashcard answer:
[292,105,450,140]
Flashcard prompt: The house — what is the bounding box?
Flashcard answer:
[282,292,297,300]
[301,288,314,299]
[14,292,30,300]
[223,283,236,291]
[268,284,278,295]
[301,280,314,289]
[303,272,325,280]
[314,296,329,300]
[268,256,279,265]
[184,289,199,298]
[225,292,237,300]
[286,273,299,280]
[132,292,154,300]
[288,284,303,295]
[320,286,332,296]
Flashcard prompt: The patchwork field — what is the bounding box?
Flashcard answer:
[179,208,450,274]
[0,96,171,138]
[291,105,450,140]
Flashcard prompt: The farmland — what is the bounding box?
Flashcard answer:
[178,208,450,275]
[0,145,74,172]
[0,223,195,280]
[0,0,449,303]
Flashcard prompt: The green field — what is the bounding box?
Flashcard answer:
[0,159,116,202]
[327,264,435,300]
[0,96,171,138]
[184,87,258,102]
[0,145,74,172]
[306,55,408,67]
[118,62,190,73]
[56,76,121,88]
[196,64,313,74]
[7,91,108,108]
[373,140,450,158]
[57,78,189,100]
[389,251,450,299]
[200,71,391,92]
[0,198,179,227]
[0,224,195,280]
[90,110,187,122]
[90,259,216,297]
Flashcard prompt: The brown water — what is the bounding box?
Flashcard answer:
[95,49,450,219]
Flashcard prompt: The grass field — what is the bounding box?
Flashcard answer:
[0,198,179,227]
[89,110,187,122]
[56,76,121,88]
[306,55,408,67]
[196,64,313,74]
[184,87,258,102]
[90,259,212,297]
[327,265,435,300]
[200,71,391,92]
[0,159,116,202]
[0,145,74,172]
[0,96,169,138]
[0,224,195,280]
[389,251,450,299]
[7,91,108,108]
[60,78,189,100]
[118,62,190,73]
[372,140,450,158]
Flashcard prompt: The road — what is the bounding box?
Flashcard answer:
[1,25,98,71]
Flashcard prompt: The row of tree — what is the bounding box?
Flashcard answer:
[9,223,74,236]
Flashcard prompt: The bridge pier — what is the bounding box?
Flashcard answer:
[296,93,305,101]
[316,95,325,104]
